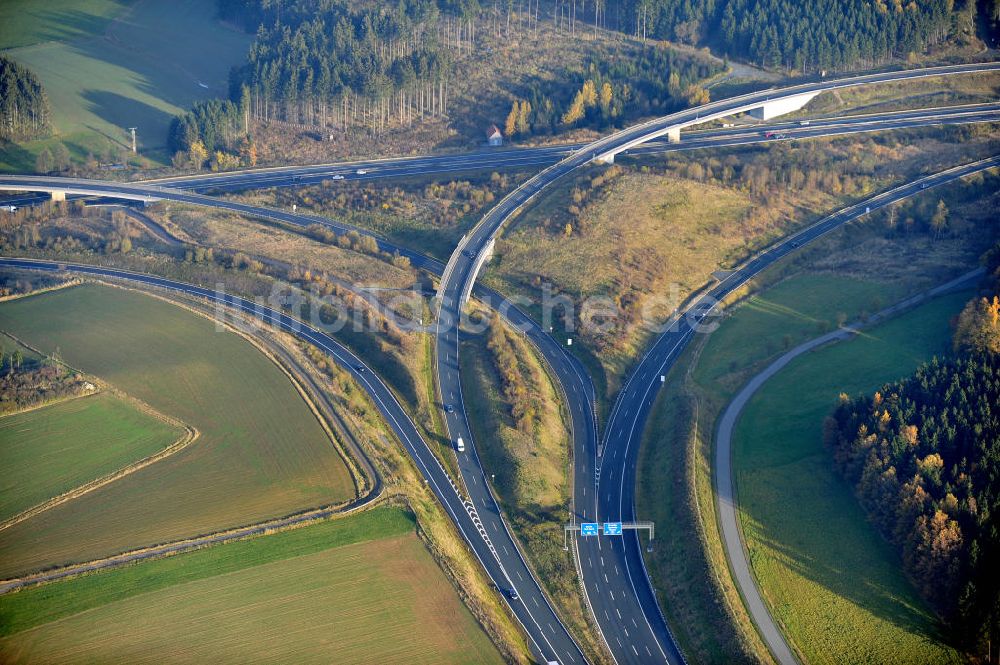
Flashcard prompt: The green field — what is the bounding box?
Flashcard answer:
[694,273,911,391]
[732,290,969,664]
[0,506,504,664]
[0,284,354,578]
[0,0,250,170]
[636,271,975,662]
[0,391,184,522]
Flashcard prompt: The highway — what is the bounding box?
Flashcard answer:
[2,102,999,211]
[594,156,1000,664]
[0,62,997,664]
[0,256,586,665]
[435,61,1000,665]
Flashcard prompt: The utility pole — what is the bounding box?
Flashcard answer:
[128,127,137,154]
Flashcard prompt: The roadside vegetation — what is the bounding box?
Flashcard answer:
[485,124,1000,409]
[0,506,505,664]
[458,310,608,662]
[733,290,969,664]
[635,171,1000,662]
[0,284,356,578]
[234,170,523,262]
[0,391,184,525]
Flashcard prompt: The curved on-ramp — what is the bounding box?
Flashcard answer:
[436,60,999,665]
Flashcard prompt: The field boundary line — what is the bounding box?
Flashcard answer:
[0,490,376,594]
[0,278,81,303]
[0,328,203,535]
[0,420,199,535]
[105,279,373,500]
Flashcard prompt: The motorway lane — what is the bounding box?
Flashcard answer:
[437,62,999,665]
[3,102,999,211]
[0,73,996,663]
[0,257,583,665]
[595,155,1000,664]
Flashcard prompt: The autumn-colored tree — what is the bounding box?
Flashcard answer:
[598,81,613,117]
[504,100,520,137]
[930,199,948,238]
[683,84,710,106]
[239,136,258,166]
[953,295,1000,355]
[561,95,586,125]
[516,99,531,135]
[188,140,208,169]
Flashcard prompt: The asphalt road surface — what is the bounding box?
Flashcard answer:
[2,102,999,210]
[436,61,999,665]
[0,257,586,665]
[1,63,996,664]
[714,268,983,665]
[592,156,1000,664]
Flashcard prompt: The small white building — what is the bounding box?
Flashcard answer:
[486,125,503,147]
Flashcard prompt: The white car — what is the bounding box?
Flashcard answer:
[329,174,345,180]
[0,205,16,212]
[355,169,368,175]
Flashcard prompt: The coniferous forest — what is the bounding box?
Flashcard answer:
[0,55,51,142]
[617,0,964,71]
[825,350,1000,650]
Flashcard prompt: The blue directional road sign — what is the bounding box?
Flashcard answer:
[580,523,599,537]
[603,522,623,536]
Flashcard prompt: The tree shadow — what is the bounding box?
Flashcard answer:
[0,140,37,173]
[740,480,957,650]
[79,91,174,150]
[29,9,113,46]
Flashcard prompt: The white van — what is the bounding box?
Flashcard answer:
[455,437,465,452]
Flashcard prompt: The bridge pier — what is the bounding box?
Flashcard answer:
[666,126,681,144]
[49,191,66,202]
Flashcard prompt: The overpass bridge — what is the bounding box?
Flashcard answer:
[593,61,1000,162]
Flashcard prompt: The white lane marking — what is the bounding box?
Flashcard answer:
[604,573,609,583]
[632,645,639,656]
[516,570,523,581]
[600,557,605,566]
[616,608,622,619]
